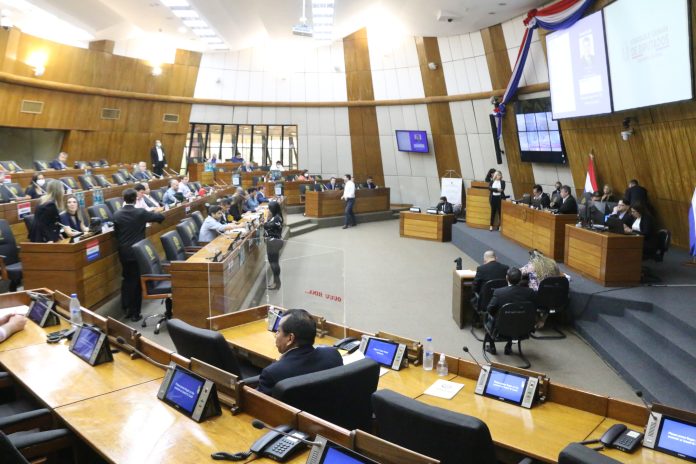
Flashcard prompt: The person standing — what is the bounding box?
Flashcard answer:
[30,180,75,242]
[341,174,356,229]
[489,170,505,231]
[264,201,284,290]
[113,188,165,321]
[150,140,167,177]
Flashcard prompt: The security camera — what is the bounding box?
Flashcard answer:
[447,18,454,23]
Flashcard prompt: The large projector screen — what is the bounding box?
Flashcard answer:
[605,0,692,111]
[547,11,612,119]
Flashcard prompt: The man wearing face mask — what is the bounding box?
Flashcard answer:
[150,140,168,177]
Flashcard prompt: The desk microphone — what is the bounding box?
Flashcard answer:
[635,390,658,421]
[462,346,485,369]
[251,420,321,447]
[115,336,169,369]
[454,257,463,270]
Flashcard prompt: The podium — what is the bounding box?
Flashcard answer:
[452,269,475,328]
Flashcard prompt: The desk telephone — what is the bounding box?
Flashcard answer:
[250,425,309,462]
[582,423,643,453]
[333,337,361,354]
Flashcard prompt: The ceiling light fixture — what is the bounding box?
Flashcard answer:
[183,19,207,28]
[172,9,198,18]
[159,0,189,7]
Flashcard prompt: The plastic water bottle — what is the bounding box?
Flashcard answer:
[69,293,82,326]
[423,337,434,371]
[437,353,449,377]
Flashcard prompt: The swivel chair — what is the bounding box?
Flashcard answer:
[558,443,621,464]
[77,175,97,190]
[33,161,49,171]
[132,239,172,334]
[112,173,128,185]
[531,276,570,340]
[470,279,507,341]
[176,218,200,248]
[190,211,205,231]
[483,301,537,369]
[59,177,79,191]
[1,184,26,201]
[73,161,88,169]
[160,231,188,262]
[0,219,23,291]
[93,174,112,188]
[0,161,22,172]
[87,204,112,222]
[106,197,124,214]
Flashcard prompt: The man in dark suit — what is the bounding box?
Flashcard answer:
[149,140,167,177]
[133,161,152,180]
[257,309,343,395]
[472,250,509,295]
[609,199,635,227]
[365,176,377,189]
[325,177,341,190]
[623,179,649,207]
[49,152,69,170]
[113,188,165,321]
[436,196,454,214]
[531,185,551,209]
[558,185,578,214]
[485,268,536,355]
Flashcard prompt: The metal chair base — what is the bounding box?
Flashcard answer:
[141,298,172,335]
[481,338,531,370]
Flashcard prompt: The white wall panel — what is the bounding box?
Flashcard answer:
[319,136,338,174]
[470,31,485,56]
[379,135,398,176]
[334,108,350,136]
[336,136,353,177]
[276,107,291,125]
[247,107,262,123]
[305,108,321,135]
[318,108,335,136]
[438,37,452,63]
[376,106,392,136]
[305,73,319,101]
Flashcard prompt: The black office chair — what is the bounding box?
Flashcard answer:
[33,161,49,171]
[22,214,34,237]
[372,389,502,464]
[0,431,29,464]
[112,173,128,185]
[132,239,172,334]
[272,358,380,431]
[0,161,22,172]
[483,301,537,369]
[99,159,109,166]
[118,168,136,182]
[641,229,671,283]
[150,189,164,204]
[73,161,88,169]
[471,279,507,341]
[314,183,325,192]
[160,230,198,261]
[190,211,205,231]
[191,181,202,191]
[558,443,621,464]
[0,219,23,292]
[88,161,102,168]
[59,177,79,190]
[2,184,26,201]
[251,176,262,186]
[531,276,570,340]
[94,174,112,188]
[87,204,113,222]
[176,219,200,248]
[106,198,124,214]
[77,175,97,190]
[167,319,261,379]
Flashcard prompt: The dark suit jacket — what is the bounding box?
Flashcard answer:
[558,195,578,214]
[532,193,551,209]
[635,214,658,255]
[612,211,635,228]
[134,171,151,181]
[25,185,44,199]
[228,204,243,222]
[473,260,509,294]
[366,182,377,189]
[436,201,454,214]
[29,201,61,243]
[59,211,83,231]
[150,147,167,167]
[48,159,67,170]
[257,345,343,395]
[112,205,165,262]
[487,284,537,318]
[623,185,648,207]
[325,183,341,190]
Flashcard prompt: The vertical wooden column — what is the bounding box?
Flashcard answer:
[481,24,535,196]
[343,28,384,186]
[414,37,460,177]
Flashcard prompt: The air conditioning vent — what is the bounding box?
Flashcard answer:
[101,108,121,120]
[20,100,44,114]
[163,113,180,123]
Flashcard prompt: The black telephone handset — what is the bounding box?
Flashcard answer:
[600,423,643,453]
[250,425,308,462]
[333,337,360,354]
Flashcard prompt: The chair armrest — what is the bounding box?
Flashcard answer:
[161,262,170,272]
[0,408,53,434]
[140,274,172,298]
[242,375,260,387]
[10,428,73,461]
[517,458,534,464]
[0,371,12,389]
[0,255,8,280]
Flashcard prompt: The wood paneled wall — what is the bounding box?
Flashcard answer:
[343,28,384,185]
[0,28,200,170]
[414,37,459,178]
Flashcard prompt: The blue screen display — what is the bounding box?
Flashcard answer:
[72,327,100,361]
[165,369,204,414]
[323,447,368,464]
[364,338,397,367]
[657,417,696,459]
[27,300,49,324]
[395,130,429,153]
[484,369,527,404]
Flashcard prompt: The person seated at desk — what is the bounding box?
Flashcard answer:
[199,205,236,242]
[558,185,578,214]
[178,175,195,199]
[531,185,550,209]
[325,177,341,190]
[624,179,649,208]
[230,152,244,164]
[133,161,153,180]
[601,184,616,202]
[257,309,343,395]
[365,176,377,189]
[625,202,657,257]
[549,181,563,208]
[30,180,78,243]
[436,196,453,214]
[0,312,26,343]
[239,161,255,173]
[228,194,244,222]
[256,186,269,203]
[485,268,536,355]
[609,199,634,228]
[472,250,509,296]
[296,170,312,181]
[134,183,163,212]
[246,188,260,212]
[49,151,69,170]
[162,179,182,205]
[59,196,89,234]
[274,161,286,172]
[25,173,47,199]
[520,249,568,292]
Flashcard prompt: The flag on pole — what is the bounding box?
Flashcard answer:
[583,155,599,202]
[689,187,696,257]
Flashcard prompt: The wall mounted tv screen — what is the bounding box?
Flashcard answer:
[514,98,567,164]
[395,130,429,153]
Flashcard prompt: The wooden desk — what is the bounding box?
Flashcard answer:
[451,270,475,329]
[564,225,643,286]
[305,189,390,218]
[188,162,242,183]
[0,342,163,408]
[417,377,605,463]
[260,180,330,206]
[6,166,120,189]
[465,181,492,229]
[0,290,71,352]
[585,418,683,463]
[501,201,577,260]
[56,380,304,464]
[399,212,454,242]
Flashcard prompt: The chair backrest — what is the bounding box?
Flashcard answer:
[160,230,187,261]
[88,161,102,167]
[132,238,164,277]
[94,175,111,187]
[0,431,30,464]
[60,177,79,190]
[494,301,537,340]
[167,318,242,377]
[558,443,621,464]
[272,358,380,431]
[190,211,204,231]
[87,204,112,222]
[176,220,198,247]
[656,229,671,258]
[536,276,570,311]
[4,183,25,198]
[112,173,127,185]
[74,161,88,169]
[477,279,507,313]
[106,197,124,214]
[191,181,202,191]
[299,184,307,195]
[23,214,35,236]
[77,175,97,190]
[0,219,19,264]
[372,389,497,464]
[33,160,49,171]
[0,161,22,172]
[99,159,109,166]
[150,189,164,203]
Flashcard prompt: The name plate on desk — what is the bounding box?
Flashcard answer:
[157,363,221,423]
[475,365,539,409]
[69,325,113,366]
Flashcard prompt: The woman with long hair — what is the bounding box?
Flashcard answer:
[520,250,566,291]
[59,195,89,233]
[30,180,75,242]
[488,170,505,231]
[264,201,284,290]
[25,173,47,199]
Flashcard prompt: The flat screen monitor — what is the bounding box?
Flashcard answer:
[482,368,529,405]
[605,0,692,111]
[362,337,399,368]
[317,441,378,464]
[71,326,102,362]
[395,130,429,153]
[655,416,696,461]
[163,367,206,416]
[514,98,567,164]
[27,298,50,325]
[547,11,612,119]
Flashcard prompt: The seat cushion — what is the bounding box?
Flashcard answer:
[149,281,171,295]
[6,262,22,281]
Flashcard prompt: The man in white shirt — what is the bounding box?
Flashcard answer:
[150,140,167,176]
[134,183,163,212]
[199,205,236,242]
[275,161,286,172]
[178,175,194,199]
[341,174,356,229]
